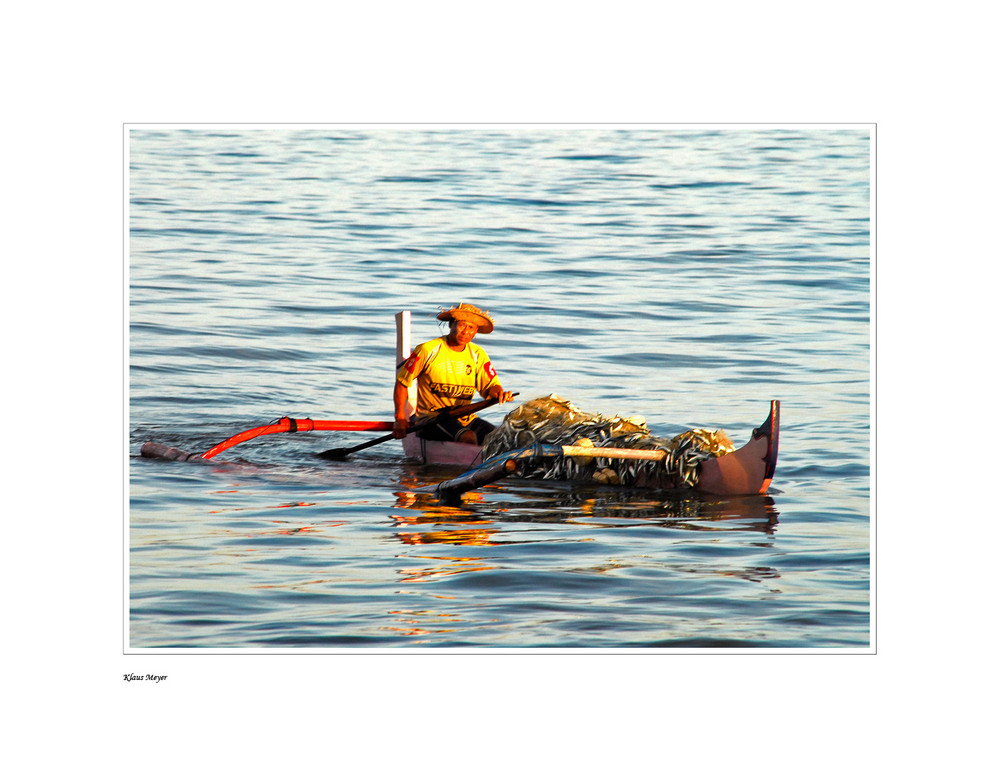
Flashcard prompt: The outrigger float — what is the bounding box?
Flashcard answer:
[140,310,779,499]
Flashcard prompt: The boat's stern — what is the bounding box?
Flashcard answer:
[697,400,780,495]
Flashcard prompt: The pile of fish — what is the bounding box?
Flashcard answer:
[481,395,735,488]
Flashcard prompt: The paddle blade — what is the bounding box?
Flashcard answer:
[317,447,352,460]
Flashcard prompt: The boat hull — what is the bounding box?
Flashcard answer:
[401,433,484,467]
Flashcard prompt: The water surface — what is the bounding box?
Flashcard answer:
[129,127,871,650]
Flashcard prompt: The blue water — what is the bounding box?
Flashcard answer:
[128,127,870,650]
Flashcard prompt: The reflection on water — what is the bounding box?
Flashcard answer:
[382,608,466,639]
[392,473,778,548]
[386,471,781,594]
[208,500,318,514]
[395,554,498,583]
[395,527,498,547]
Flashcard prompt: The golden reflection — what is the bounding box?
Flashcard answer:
[396,553,497,583]
[396,528,496,546]
[381,607,498,640]
[387,609,462,624]
[208,500,317,514]
[380,626,457,637]
[390,471,780,561]
[380,590,499,643]
[212,519,346,540]
[392,481,503,548]
[394,485,778,539]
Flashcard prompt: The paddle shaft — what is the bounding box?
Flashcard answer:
[318,394,516,459]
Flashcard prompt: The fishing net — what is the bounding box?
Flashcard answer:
[481,395,735,488]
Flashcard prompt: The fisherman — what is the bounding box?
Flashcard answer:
[393,303,516,444]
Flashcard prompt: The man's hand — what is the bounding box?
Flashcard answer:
[392,418,408,439]
[489,387,516,404]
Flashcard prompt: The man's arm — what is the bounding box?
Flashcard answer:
[393,381,411,438]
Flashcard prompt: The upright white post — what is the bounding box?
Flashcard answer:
[394,310,417,417]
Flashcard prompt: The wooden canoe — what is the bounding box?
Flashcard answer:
[393,310,779,495]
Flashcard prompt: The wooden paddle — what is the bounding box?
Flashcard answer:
[317,394,517,460]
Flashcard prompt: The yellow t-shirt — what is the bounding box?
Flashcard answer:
[396,338,500,423]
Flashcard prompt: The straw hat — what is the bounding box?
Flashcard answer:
[437,303,495,334]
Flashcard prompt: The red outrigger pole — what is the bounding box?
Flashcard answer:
[139,417,393,462]
[141,397,509,463]
[200,418,395,459]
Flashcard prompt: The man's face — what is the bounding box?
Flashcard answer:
[450,319,479,346]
